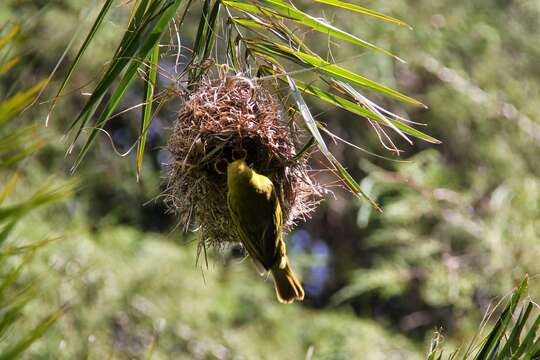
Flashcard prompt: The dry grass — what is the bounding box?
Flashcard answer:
[165,75,322,250]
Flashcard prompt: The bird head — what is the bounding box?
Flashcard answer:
[227,159,253,184]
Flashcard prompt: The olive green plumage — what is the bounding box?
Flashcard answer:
[227,159,304,304]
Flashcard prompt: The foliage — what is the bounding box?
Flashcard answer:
[299,0,540,342]
[12,222,420,359]
[0,0,539,359]
[428,277,540,359]
[0,25,74,358]
[52,0,437,208]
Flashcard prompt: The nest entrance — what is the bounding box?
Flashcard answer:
[166,76,320,248]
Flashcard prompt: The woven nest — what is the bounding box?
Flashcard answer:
[166,76,322,249]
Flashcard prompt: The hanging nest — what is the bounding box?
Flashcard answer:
[165,75,322,249]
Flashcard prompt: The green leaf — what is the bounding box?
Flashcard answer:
[331,154,382,212]
[0,25,20,50]
[66,0,176,136]
[69,0,185,172]
[287,76,381,211]
[313,0,411,28]
[332,79,412,144]
[224,0,401,61]
[246,41,424,107]
[0,220,20,248]
[497,302,533,359]
[0,238,61,257]
[0,179,76,222]
[136,43,160,180]
[0,174,19,205]
[294,80,439,144]
[230,17,267,30]
[0,125,41,153]
[287,76,329,154]
[474,277,528,360]
[0,306,66,360]
[48,0,115,121]
[0,301,25,338]
[225,21,239,70]
[0,57,20,76]
[292,136,315,162]
[189,0,221,85]
[513,313,540,358]
[0,141,45,168]
[0,80,47,125]
[0,253,34,301]
[288,48,424,107]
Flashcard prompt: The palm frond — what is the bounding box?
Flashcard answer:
[52,0,437,209]
[428,277,540,359]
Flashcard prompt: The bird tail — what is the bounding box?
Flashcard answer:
[271,257,305,304]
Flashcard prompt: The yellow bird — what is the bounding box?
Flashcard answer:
[227,159,304,303]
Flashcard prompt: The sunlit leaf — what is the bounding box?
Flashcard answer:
[0,25,20,50]
[224,0,401,60]
[48,0,115,121]
[294,80,439,143]
[313,0,411,28]
[287,76,381,211]
[69,0,185,172]
[0,57,20,76]
[0,80,47,125]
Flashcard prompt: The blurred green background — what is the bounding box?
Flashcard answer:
[1,0,539,358]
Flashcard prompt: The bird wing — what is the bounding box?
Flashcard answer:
[268,184,283,261]
[256,176,283,268]
[227,176,281,270]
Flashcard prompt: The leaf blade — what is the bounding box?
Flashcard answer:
[313,0,411,28]
[136,43,160,180]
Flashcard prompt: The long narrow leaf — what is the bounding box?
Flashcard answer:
[474,278,528,360]
[189,0,221,85]
[333,79,412,144]
[513,314,540,358]
[497,302,533,359]
[136,43,160,180]
[66,1,176,137]
[294,80,439,143]
[224,0,401,61]
[0,25,20,50]
[0,179,76,221]
[287,76,329,154]
[115,0,154,59]
[287,76,381,211]
[289,48,424,107]
[313,0,411,28]
[0,174,19,205]
[0,57,20,76]
[0,219,18,247]
[0,140,46,168]
[70,0,185,171]
[0,301,25,338]
[0,80,47,125]
[331,154,382,212]
[48,0,115,118]
[246,41,424,107]
[0,306,66,360]
[0,251,35,297]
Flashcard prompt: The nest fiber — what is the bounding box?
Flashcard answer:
[166,76,321,248]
